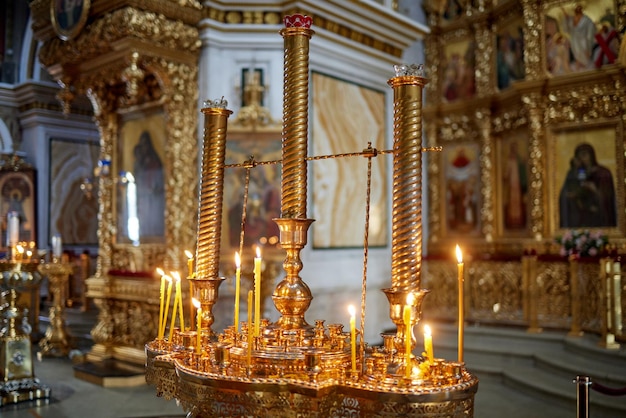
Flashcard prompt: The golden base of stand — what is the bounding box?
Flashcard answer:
[0,378,51,406]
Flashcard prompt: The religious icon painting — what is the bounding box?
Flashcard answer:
[117,109,167,245]
[223,131,282,254]
[0,167,36,251]
[442,143,481,236]
[496,132,530,236]
[550,123,623,235]
[544,0,619,76]
[441,40,476,103]
[496,17,525,90]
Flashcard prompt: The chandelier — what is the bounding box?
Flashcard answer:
[146,14,478,417]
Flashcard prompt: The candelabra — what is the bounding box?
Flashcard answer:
[0,260,50,406]
[146,15,477,417]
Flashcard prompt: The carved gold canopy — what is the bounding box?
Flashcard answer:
[30,0,204,275]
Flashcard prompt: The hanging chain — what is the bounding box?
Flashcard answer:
[238,157,254,260]
[360,143,377,363]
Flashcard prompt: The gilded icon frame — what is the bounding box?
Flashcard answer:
[116,108,168,246]
[50,0,91,41]
[548,120,624,237]
[0,167,37,252]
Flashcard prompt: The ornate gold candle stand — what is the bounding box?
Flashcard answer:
[0,261,50,406]
[37,262,73,357]
[146,14,477,418]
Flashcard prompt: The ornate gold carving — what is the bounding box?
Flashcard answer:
[39,7,201,70]
[521,0,543,80]
[473,25,494,97]
[204,7,404,57]
[545,75,626,124]
[522,91,545,239]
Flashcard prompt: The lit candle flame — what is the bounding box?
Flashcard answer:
[424,324,431,336]
[455,244,463,264]
[172,271,181,281]
[235,251,241,268]
[156,267,165,276]
[192,297,201,309]
[164,275,172,284]
[406,292,414,306]
[17,245,24,254]
[256,246,261,258]
[348,304,356,317]
[185,250,194,260]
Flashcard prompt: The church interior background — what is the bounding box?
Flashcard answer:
[1,0,626,416]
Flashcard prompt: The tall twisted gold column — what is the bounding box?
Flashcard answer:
[195,99,232,335]
[279,15,313,219]
[272,15,315,329]
[383,65,429,359]
[387,67,428,291]
[197,100,231,278]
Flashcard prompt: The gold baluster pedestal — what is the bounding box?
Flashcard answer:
[37,262,73,357]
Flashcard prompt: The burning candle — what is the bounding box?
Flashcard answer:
[156,268,166,339]
[185,250,195,330]
[193,298,202,354]
[169,274,182,341]
[247,290,253,365]
[185,250,194,278]
[234,252,241,332]
[7,211,19,248]
[173,271,185,331]
[254,246,261,337]
[52,234,63,260]
[424,324,434,362]
[348,305,357,373]
[456,244,464,363]
[160,275,173,339]
[404,293,414,378]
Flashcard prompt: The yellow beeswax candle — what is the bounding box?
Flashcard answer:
[193,298,202,354]
[234,252,241,332]
[160,276,173,339]
[404,293,414,378]
[185,250,194,278]
[254,247,261,337]
[348,305,357,373]
[157,268,166,339]
[247,290,253,366]
[456,244,464,363]
[173,272,185,331]
[424,324,434,362]
[169,274,182,341]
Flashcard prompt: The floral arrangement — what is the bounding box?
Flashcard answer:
[555,230,608,257]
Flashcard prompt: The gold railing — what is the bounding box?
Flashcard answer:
[422,254,624,346]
